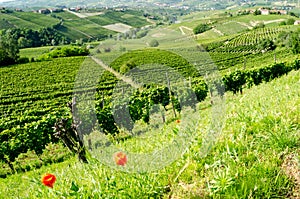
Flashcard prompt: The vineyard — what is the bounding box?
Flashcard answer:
[0,65,299,198]
[0,11,61,30]
[1,6,300,197]
[1,44,299,175]
[211,26,296,53]
[0,9,150,42]
[0,57,84,174]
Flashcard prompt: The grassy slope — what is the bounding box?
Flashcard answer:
[0,10,149,41]
[0,69,299,198]
[0,11,60,29]
[171,11,299,44]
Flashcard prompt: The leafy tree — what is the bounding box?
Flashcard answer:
[288,31,300,54]
[259,39,276,52]
[149,39,159,47]
[286,18,295,25]
[253,9,261,15]
[193,23,211,34]
[0,29,19,66]
[277,29,300,54]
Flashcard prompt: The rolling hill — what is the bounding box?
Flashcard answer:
[0,9,150,42]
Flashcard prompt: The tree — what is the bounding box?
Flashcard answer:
[286,18,295,25]
[278,29,300,54]
[259,39,276,52]
[253,9,261,15]
[149,39,159,47]
[288,31,300,54]
[0,29,19,66]
[193,23,211,34]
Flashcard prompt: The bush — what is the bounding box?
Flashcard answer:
[193,23,211,34]
[17,57,30,64]
[149,39,159,47]
[37,46,89,60]
[286,18,295,25]
[254,22,265,29]
[259,39,276,52]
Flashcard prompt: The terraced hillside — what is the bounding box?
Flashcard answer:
[0,9,150,42]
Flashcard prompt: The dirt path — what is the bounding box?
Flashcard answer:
[64,9,103,18]
[212,28,224,36]
[250,19,285,26]
[90,56,141,89]
[236,21,253,29]
[179,26,193,35]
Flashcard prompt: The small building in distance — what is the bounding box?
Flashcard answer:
[49,8,63,13]
[260,9,270,15]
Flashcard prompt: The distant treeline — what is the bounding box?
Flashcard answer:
[7,27,67,48]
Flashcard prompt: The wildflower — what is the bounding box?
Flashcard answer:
[42,173,56,188]
[114,151,127,166]
[176,120,180,124]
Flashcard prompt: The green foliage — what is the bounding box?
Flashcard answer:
[253,9,262,15]
[1,69,299,198]
[286,18,295,25]
[37,46,89,60]
[149,39,159,47]
[288,31,300,54]
[258,39,276,52]
[277,29,300,54]
[253,22,265,29]
[110,49,198,78]
[223,60,299,94]
[0,56,83,173]
[213,26,289,53]
[0,29,19,66]
[6,27,66,48]
[193,23,211,34]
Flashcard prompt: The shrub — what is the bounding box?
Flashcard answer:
[149,39,159,47]
[193,23,211,34]
[286,18,295,25]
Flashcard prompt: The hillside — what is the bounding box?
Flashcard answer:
[0,9,150,42]
[0,68,299,198]
[1,5,300,198]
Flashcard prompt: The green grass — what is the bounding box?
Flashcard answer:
[0,67,299,198]
[235,14,297,24]
[20,46,53,59]
[215,21,249,35]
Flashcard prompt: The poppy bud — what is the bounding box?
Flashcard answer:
[114,151,127,166]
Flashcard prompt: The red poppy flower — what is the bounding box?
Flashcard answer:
[114,151,127,166]
[42,173,56,188]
